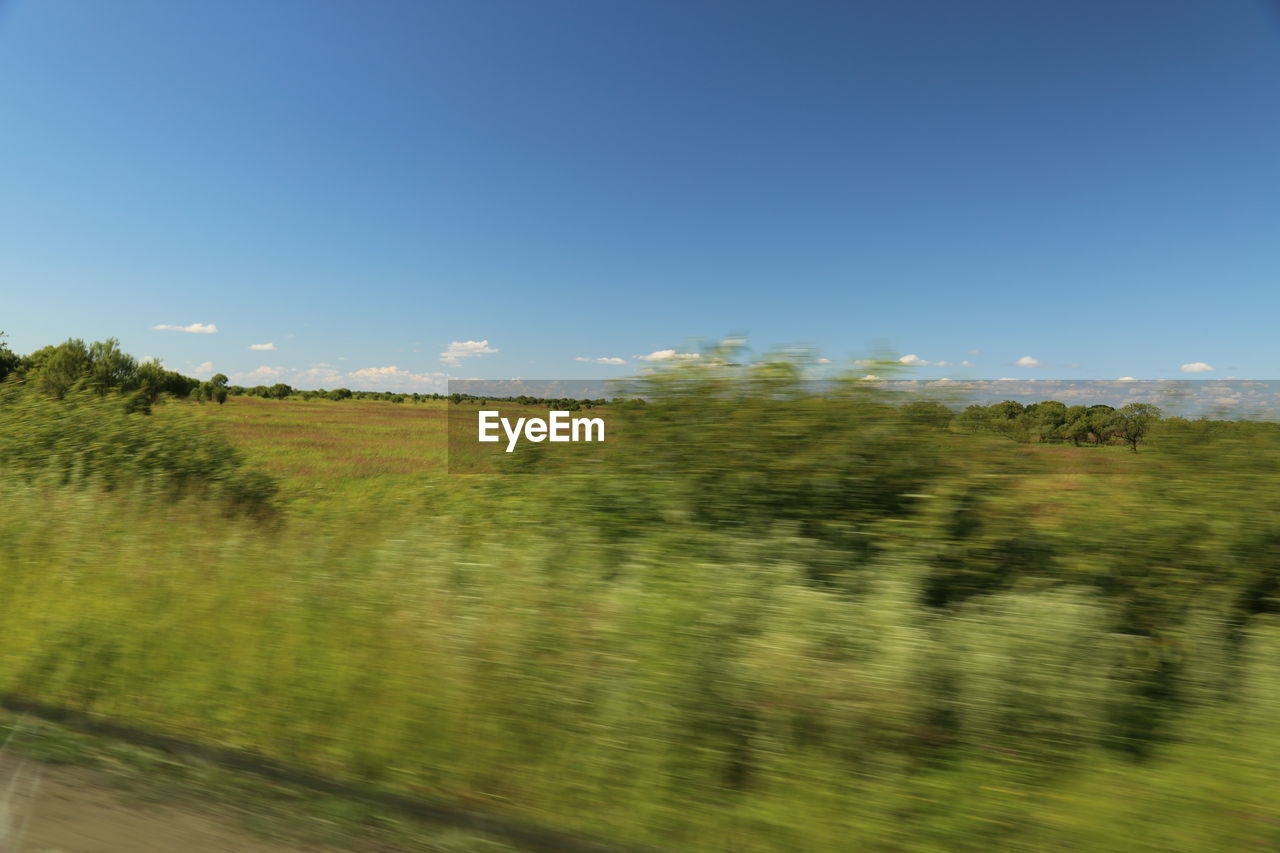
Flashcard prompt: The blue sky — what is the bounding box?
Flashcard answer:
[2,1,1277,390]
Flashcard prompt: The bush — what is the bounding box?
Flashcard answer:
[0,384,276,514]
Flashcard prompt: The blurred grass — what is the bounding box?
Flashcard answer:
[3,384,1280,850]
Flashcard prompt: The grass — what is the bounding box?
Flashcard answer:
[4,394,1280,850]
[191,397,450,515]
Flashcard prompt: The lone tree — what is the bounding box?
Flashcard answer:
[1111,403,1163,452]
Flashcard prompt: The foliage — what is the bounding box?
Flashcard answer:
[0,383,275,513]
[5,336,1280,849]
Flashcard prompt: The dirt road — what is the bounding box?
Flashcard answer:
[12,765,331,853]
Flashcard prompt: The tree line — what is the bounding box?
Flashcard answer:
[899,398,1166,450]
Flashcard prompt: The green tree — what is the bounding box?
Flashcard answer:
[0,333,19,383]
[85,338,138,395]
[1029,400,1068,442]
[29,338,91,398]
[1112,403,1163,452]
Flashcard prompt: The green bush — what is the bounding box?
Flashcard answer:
[0,384,276,514]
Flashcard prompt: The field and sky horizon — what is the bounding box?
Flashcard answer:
[5,3,1280,851]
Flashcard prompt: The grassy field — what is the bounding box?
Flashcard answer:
[193,397,450,515]
[4,389,1280,850]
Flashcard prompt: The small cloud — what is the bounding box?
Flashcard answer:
[966,349,980,355]
[1118,376,1137,381]
[575,356,628,365]
[1180,362,1215,373]
[898,354,932,366]
[298,367,342,383]
[815,358,833,364]
[193,361,216,377]
[153,322,218,334]
[1014,355,1042,368]
[959,360,974,367]
[998,377,1017,381]
[861,374,882,381]
[139,355,158,364]
[352,365,445,381]
[935,360,953,367]
[230,365,286,383]
[249,342,276,351]
[440,339,498,365]
[636,349,700,362]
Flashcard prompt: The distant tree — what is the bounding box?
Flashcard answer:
[1029,400,1068,442]
[1111,403,1163,452]
[29,338,91,398]
[900,400,955,430]
[989,400,1025,420]
[86,338,138,395]
[1087,404,1117,445]
[0,331,20,383]
[136,360,200,403]
[953,404,990,433]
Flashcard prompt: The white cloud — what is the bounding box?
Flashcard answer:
[350,365,447,390]
[139,355,158,364]
[959,360,974,367]
[815,358,833,364]
[249,342,276,351]
[297,367,342,384]
[966,349,980,355]
[575,356,628,365]
[1118,376,1137,381]
[861,374,882,381]
[898,353,931,366]
[440,340,498,365]
[230,365,286,383]
[636,349,700,362]
[1180,362,1215,373]
[193,361,216,377]
[153,322,218,334]
[998,377,1017,381]
[1014,355,1042,368]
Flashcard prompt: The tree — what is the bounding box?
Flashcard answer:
[0,331,19,383]
[1086,404,1116,445]
[86,338,138,395]
[900,400,955,430]
[29,338,90,398]
[136,360,200,403]
[1029,400,1068,442]
[1111,403,1163,452]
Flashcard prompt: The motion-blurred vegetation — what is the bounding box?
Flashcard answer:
[2,332,1280,850]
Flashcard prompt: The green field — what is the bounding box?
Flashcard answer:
[4,361,1280,851]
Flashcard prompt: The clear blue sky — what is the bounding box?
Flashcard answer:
[2,1,1278,389]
